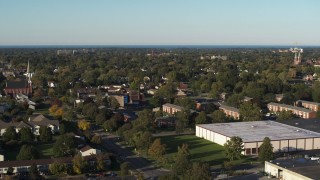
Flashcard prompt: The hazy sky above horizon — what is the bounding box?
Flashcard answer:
[0,0,320,46]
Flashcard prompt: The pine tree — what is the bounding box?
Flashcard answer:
[259,137,274,161]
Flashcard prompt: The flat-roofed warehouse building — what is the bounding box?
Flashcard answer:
[196,121,320,155]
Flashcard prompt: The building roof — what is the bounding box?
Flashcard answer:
[268,102,314,113]
[80,145,94,152]
[280,118,320,133]
[268,158,320,179]
[219,104,239,112]
[28,114,59,127]
[297,100,320,106]
[162,103,184,110]
[5,79,30,89]
[197,121,320,142]
[0,155,105,168]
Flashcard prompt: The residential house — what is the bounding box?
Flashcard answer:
[219,104,240,119]
[0,114,59,136]
[275,94,284,102]
[79,145,101,157]
[0,155,110,174]
[220,92,229,101]
[162,103,183,115]
[147,89,157,95]
[268,102,317,119]
[243,96,253,102]
[28,115,59,135]
[296,100,320,112]
[128,90,144,104]
[155,116,177,128]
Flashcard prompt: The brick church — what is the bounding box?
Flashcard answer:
[3,61,33,96]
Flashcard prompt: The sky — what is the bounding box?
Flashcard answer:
[0,0,320,46]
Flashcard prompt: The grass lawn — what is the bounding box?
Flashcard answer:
[160,135,225,165]
[37,143,55,158]
[160,135,254,166]
[3,143,55,160]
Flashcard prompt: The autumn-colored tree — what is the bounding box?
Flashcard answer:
[148,138,166,162]
[78,120,91,131]
[49,104,58,115]
[72,154,87,174]
[49,104,64,118]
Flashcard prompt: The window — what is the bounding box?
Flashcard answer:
[252,148,257,154]
[245,148,251,155]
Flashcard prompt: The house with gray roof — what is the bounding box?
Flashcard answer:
[0,114,59,136]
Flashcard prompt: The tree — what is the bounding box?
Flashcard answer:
[184,162,211,180]
[277,110,295,121]
[175,110,189,134]
[6,167,13,175]
[195,111,208,124]
[91,135,102,145]
[174,97,195,110]
[133,131,152,150]
[259,137,274,161]
[2,126,18,142]
[148,138,166,162]
[17,145,39,160]
[224,136,244,161]
[53,134,75,157]
[239,102,262,121]
[312,81,320,102]
[78,119,91,131]
[39,126,52,142]
[120,162,130,177]
[173,144,191,176]
[211,110,227,123]
[96,153,109,171]
[19,127,34,142]
[108,96,120,110]
[29,163,40,179]
[49,161,67,175]
[103,113,124,132]
[72,154,87,174]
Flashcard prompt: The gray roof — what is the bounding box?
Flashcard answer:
[219,104,239,112]
[28,115,59,127]
[268,102,314,113]
[162,103,184,110]
[197,121,320,142]
[296,100,320,106]
[269,158,320,179]
[0,115,59,129]
[5,80,29,89]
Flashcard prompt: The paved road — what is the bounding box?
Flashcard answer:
[98,131,169,179]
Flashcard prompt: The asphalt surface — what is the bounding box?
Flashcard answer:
[98,131,169,179]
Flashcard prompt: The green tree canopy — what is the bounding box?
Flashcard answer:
[211,110,227,123]
[19,127,34,142]
[17,145,39,160]
[53,134,76,157]
[173,144,191,176]
[239,102,262,121]
[224,136,244,161]
[3,126,18,142]
[195,111,208,124]
[258,137,274,161]
[277,110,295,121]
[39,126,53,142]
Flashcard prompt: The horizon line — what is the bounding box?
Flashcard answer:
[1,44,320,48]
